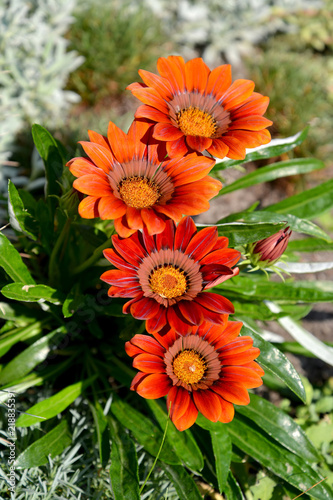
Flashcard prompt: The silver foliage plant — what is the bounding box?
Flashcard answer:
[0,0,84,167]
[143,0,323,67]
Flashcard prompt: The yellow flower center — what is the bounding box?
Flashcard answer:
[173,349,206,384]
[176,106,217,138]
[150,265,187,299]
[119,176,160,209]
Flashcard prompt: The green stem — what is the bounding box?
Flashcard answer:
[71,238,111,276]
[139,404,171,495]
[48,218,71,286]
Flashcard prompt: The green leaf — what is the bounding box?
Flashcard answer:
[225,471,245,500]
[266,301,333,367]
[240,324,306,402]
[213,128,309,170]
[111,395,180,465]
[263,178,333,219]
[108,416,140,500]
[287,238,333,253]
[0,327,66,386]
[227,414,333,500]
[237,394,320,464]
[89,401,110,468]
[0,320,45,358]
[146,399,204,472]
[16,376,97,427]
[220,158,324,195]
[7,180,37,240]
[0,233,35,285]
[0,301,43,324]
[1,282,64,304]
[219,210,330,241]
[221,276,333,303]
[196,415,231,493]
[161,463,202,500]
[15,420,71,469]
[212,222,285,246]
[31,124,63,201]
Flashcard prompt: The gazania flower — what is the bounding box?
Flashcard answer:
[67,119,221,238]
[127,56,272,159]
[101,217,240,335]
[125,319,264,431]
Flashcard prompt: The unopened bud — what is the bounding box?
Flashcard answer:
[253,226,292,264]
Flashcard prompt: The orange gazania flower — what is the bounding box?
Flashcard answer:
[125,319,264,431]
[127,56,272,159]
[100,217,240,335]
[67,119,221,238]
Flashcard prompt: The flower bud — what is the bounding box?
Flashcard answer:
[253,226,292,264]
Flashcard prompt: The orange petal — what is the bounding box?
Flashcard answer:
[98,197,127,220]
[131,334,165,356]
[173,397,198,431]
[179,177,222,199]
[174,216,197,252]
[153,123,184,141]
[195,292,234,314]
[135,373,172,399]
[222,136,246,160]
[134,104,171,123]
[146,307,168,334]
[220,366,263,388]
[200,248,241,267]
[220,348,261,365]
[206,64,232,100]
[128,82,169,113]
[222,80,255,111]
[185,226,218,260]
[167,306,193,335]
[207,138,229,159]
[133,353,165,373]
[178,300,203,325]
[79,142,114,173]
[186,136,212,153]
[139,69,173,100]
[73,175,112,197]
[166,136,189,158]
[69,157,106,178]
[192,389,222,422]
[157,56,186,93]
[130,297,161,320]
[232,95,270,118]
[114,216,137,238]
[141,208,166,235]
[107,121,134,163]
[228,129,271,148]
[165,154,215,186]
[184,58,210,93]
[212,381,250,405]
[229,116,273,131]
[218,398,235,423]
[100,269,137,287]
[87,130,109,149]
[78,196,100,219]
[126,207,143,230]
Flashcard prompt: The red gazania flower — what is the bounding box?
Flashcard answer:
[253,226,292,264]
[125,319,264,431]
[101,217,240,335]
[67,119,221,238]
[127,56,272,159]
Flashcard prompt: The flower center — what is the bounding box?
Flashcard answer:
[149,265,187,299]
[118,176,160,209]
[176,106,217,138]
[173,349,206,384]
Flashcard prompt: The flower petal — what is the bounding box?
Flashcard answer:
[195,292,234,314]
[78,196,100,218]
[135,373,172,399]
[98,196,127,220]
[178,300,204,325]
[222,136,246,160]
[185,226,218,261]
[157,56,186,93]
[128,82,170,113]
[221,80,255,110]
[166,136,188,158]
[207,139,229,159]
[134,104,171,123]
[167,306,193,335]
[186,136,212,153]
[139,69,173,100]
[206,64,232,100]
[73,175,112,197]
[156,219,175,251]
[100,269,137,287]
[114,216,137,238]
[131,334,165,356]
[212,381,250,405]
[146,307,168,334]
[133,353,165,373]
[130,297,161,320]
[200,248,241,267]
[192,389,222,422]
[69,157,107,178]
[185,58,210,93]
[218,398,235,423]
[141,208,166,235]
[229,116,273,131]
[79,142,114,173]
[154,123,184,141]
[220,366,263,388]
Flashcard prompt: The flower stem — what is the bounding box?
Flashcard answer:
[71,238,111,276]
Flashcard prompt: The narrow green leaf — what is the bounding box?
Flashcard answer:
[213,128,309,170]
[240,324,306,402]
[89,401,110,468]
[266,301,333,366]
[0,233,35,285]
[237,394,320,464]
[31,124,63,200]
[263,178,333,219]
[0,301,43,324]
[277,261,333,273]
[15,420,71,469]
[1,282,64,304]
[7,180,37,240]
[287,238,333,253]
[221,276,333,303]
[0,327,66,386]
[0,321,45,358]
[146,399,204,472]
[16,376,97,427]
[227,415,333,500]
[225,471,245,500]
[220,158,324,195]
[111,396,180,465]
[108,416,140,500]
[161,462,202,500]
[219,210,330,241]
[212,222,285,246]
